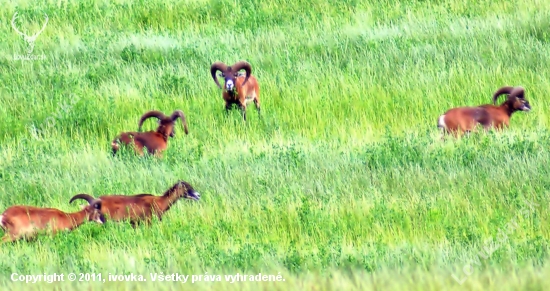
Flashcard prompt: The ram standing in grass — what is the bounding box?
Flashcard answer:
[0,0,548,290]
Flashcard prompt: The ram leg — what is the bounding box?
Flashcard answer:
[439,128,448,141]
[155,212,163,222]
[449,129,462,139]
[252,99,261,119]
[111,140,120,157]
[224,102,233,115]
[493,121,506,131]
[135,146,145,157]
[143,216,153,227]
[239,104,247,121]
[130,220,139,229]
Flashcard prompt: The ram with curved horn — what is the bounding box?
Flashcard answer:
[69,180,200,228]
[210,60,260,121]
[111,110,189,157]
[0,197,104,243]
[437,86,531,138]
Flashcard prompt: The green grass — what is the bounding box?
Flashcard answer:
[1,0,550,290]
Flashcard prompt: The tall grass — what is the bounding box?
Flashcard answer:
[1,0,549,290]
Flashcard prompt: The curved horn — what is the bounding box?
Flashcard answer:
[232,61,252,86]
[508,86,525,100]
[31,14,49,38]
[492,86,514,105]
[69,194,96,205]
[170,110,189,135]
[210,62,228,89]
[138,110,168,131]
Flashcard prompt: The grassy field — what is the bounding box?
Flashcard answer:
[1,0,550,290]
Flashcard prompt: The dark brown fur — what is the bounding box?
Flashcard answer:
[210,61,260,121]
[111,110,189,157]
[478,86,531,129]
[69,180,200,228]
[0,199,104,243]
[438,86,530,138]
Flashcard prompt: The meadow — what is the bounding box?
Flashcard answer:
[1,0,550,290]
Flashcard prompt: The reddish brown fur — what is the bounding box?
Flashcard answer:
[111,110,189,157]
[0,199,103,243]
[210,61,260,121]
[438,86,531,138]
[478,86,530,129]
[437,107,492,137]
[69,180,200,228]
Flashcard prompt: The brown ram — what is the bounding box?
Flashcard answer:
[210,61,260,121]
[0,198,104,243]
[437,86,530,138]
[69,180,200,228]
[111,110,189,157]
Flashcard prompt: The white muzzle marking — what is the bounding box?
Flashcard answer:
[226,80,234,91]
[0,215,4,227]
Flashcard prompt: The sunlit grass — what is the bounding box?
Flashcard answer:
[1,0,549,290]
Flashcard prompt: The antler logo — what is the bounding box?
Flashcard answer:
[11,12,49,55]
